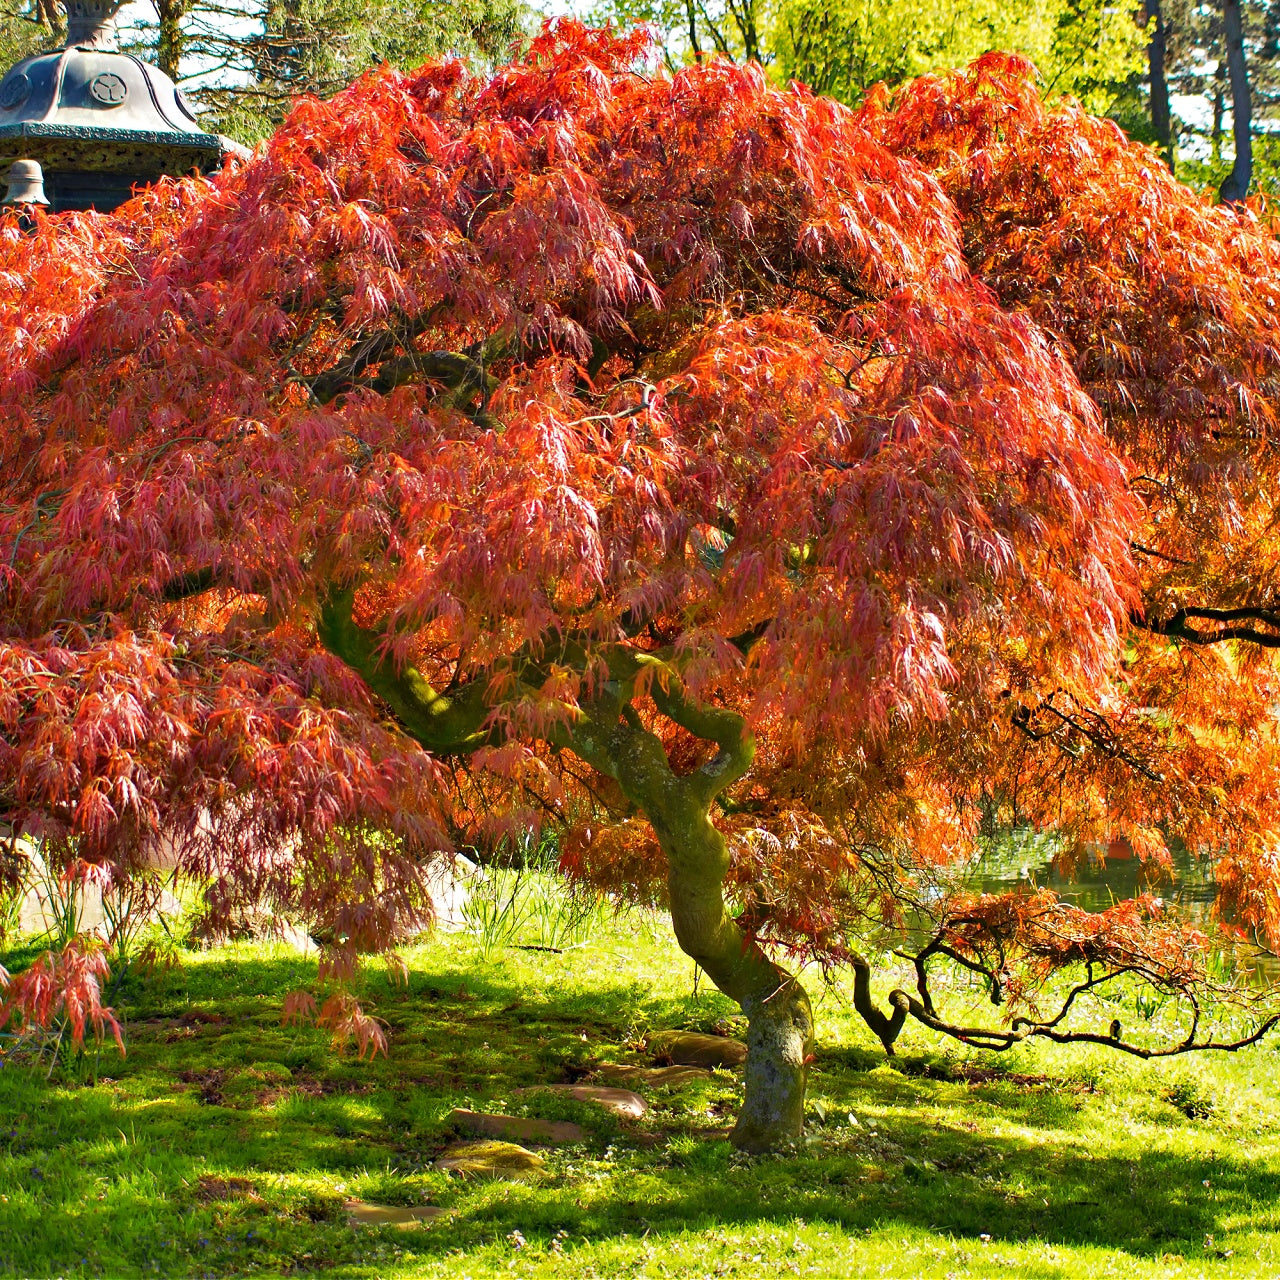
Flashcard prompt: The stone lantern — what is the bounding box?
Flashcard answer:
[0,0,238,212]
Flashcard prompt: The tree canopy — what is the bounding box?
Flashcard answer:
[3,24,1280,1149]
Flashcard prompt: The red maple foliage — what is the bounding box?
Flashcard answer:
[2,25,1279,1147]
[0,936,124,1058]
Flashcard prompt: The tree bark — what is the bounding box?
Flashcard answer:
[1144,0,1175,170]
[155,0,187,82]
[1212,58,1226,163]
[686,0,702,60]
[726,0,761,64]
[1220,0,1253,202]
[587,694,813,1152]
[317,597,814,1151]
[660,799,812,1151]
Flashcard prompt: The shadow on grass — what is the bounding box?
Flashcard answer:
[0,950,1272,1275]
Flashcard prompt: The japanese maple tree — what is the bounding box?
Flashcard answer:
[2,25,1280,1150]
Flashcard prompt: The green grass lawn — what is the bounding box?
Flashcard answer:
[3,904,1280,1278]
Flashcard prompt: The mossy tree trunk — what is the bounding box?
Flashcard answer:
[561,669,814,1151]
[318,591,815,1151]
[155,0,188,81]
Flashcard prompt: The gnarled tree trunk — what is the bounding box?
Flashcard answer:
[319,592,815,1151]
[659,800,813,1151]
[591,688,815,1152]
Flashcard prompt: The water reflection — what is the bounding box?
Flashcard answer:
[970,833,1280,986]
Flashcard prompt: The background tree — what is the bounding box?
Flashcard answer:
[577,0,763,68]
[772,0,1148,119]
[168,0,528,140]
[1219,0,1254,198]
[1148,0,1280,195]
[0,0,528,141]
[580,0,1150,120]
[3,26,1280,1151]
[0,0,60,68]
[1144,0,1174,167]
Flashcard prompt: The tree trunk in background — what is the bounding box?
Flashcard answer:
[1144,0,1174,170]
[726,0,761,63]
[1212,59,1226,163]
[1220,0,1253,202]
[686,0,702,59]
[155,0,187,81]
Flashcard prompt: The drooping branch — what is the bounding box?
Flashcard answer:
[1009,695,1163,783]
[1129,541,1195,567]
[1134,605,1280,648]
[309,335,495,412]
[159,566,222,603]
[849,951,907,1053]
[7,488,68,568]
[880,899,1280,1060]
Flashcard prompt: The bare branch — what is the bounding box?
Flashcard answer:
[890,986,1279,1059]
[1134,604,1280,648]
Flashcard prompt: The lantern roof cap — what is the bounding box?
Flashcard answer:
[0,0,227,178]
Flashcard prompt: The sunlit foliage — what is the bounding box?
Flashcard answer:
[2,25,1279,1144]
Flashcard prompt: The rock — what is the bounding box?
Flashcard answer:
[596,1063,713,1088]
[10,842,182,941]
[447,1108,584,1144]
[146,814,475,934]
[521,1084,648,1119]
[423,858,478,932]
[344,1198,447,1227]
[648,1031,748,1069]
[435,1140,546,1180]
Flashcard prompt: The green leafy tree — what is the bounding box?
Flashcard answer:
[773,0,1148,115]
[0,0,60,70]
[580,0,1148,116]
[164,0,529,141]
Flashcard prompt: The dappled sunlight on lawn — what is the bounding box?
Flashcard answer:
[0,914,1278,1276]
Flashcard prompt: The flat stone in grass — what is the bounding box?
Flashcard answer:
[596,1063,713,1088]
[648,1030,747,1069]
[447,1108,584,1144]
[435,1140,546,1180]
[344,1198,448,1227]
[522,1083,648,1119]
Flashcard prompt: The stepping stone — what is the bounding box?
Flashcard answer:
[522,1084,648,1119]
[648,1031,748,1069]
[344,1199,447,1228]
[435,1140,545,1180]
[447,1108,584,1144]
[596,1063,713,1088]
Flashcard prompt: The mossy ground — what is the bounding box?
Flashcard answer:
[3,907,1280,1278]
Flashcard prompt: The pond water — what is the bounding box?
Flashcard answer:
[971,834,1217,916]
[968,833,1280,985]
